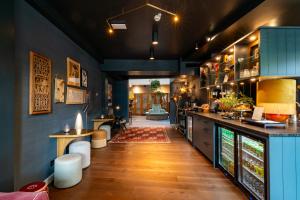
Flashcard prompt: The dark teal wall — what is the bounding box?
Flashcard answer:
[0,0,16,192]
[13,0,106,189]
[113,80,129,120]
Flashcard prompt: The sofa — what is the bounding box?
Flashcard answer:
[145,104,169,120]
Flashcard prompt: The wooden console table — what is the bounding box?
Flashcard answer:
[49,129,96,157]
[92,118,114,130]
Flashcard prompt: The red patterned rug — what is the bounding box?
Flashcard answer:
[109,127,170,143]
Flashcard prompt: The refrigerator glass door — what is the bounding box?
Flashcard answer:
[238,135,265,200]
[187,116,193,141]
[218,127,235,176]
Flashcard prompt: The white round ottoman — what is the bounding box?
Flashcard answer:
[69,141,91,168]
[54,154,82,188]
[100,125,111,140]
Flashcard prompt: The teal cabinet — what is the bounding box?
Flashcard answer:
[260,27,300,76]
[269,136,300,200]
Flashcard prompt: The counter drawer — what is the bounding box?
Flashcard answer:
[192,115,214,162]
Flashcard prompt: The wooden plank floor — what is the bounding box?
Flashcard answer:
[49,128,247,200]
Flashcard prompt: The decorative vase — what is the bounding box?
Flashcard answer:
[75,113,83,135]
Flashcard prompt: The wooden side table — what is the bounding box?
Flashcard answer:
[92,118,114,130]
[49,129,96,157]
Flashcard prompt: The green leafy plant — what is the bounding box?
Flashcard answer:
[238,92,254,106]
[150,80,160,92]
[218,92,239,112]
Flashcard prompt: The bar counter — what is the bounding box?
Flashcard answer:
[187,111,300,200]
[188,111,300,137]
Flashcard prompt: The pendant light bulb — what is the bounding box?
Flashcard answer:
[149,47,155,60]
[173,15,179,23]
[195,43,199,50]
[152,23,159,45]
[108,27,114,34]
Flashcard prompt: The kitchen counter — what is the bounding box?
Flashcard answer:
[188,111,300,137]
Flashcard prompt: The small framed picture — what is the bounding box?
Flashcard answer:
[67,57,80,87]
[66,87,85,104]
[54,78,65,103]
[81,68,88,88]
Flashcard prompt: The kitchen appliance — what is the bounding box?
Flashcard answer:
[218,126,235,177]
[237,135,266,200]
[217,127,267,200]
[187,116,193,142]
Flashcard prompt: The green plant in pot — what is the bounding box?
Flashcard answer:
[218,92,239,112]
[150,80,160,92]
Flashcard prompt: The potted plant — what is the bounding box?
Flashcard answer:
[218,92,239,112]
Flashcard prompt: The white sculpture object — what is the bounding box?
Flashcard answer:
[75,113,83,135]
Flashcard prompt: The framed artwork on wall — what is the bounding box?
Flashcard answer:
[54,78,65,103]
[67,57,80,87]
[29,51,52,115]
[81,68,88,88]
[66,87,86,104]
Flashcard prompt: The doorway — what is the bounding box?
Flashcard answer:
[128,78,171,127]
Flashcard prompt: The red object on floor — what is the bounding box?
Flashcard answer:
[0,191,49,200]
[19,181,48,194]
[110,127,170,143]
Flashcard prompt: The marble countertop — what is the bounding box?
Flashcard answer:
[188,111,300,137]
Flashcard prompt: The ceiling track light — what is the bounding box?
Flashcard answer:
[149,47,155,60]
[152,23,159,45]
[206,34,217,42]
[106,3,179,34]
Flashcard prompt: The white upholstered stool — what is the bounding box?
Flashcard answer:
[91,130,107,148]
[100,125,111,140]
[54,154,82,188]
[69,141,91,168]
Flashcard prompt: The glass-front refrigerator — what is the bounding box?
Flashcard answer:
[238,135,265,200]
[218,127,235,177]
[187,116,193,142]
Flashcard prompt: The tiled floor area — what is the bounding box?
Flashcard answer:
[128,115,171,128]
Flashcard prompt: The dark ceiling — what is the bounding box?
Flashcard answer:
[26,0,263,61]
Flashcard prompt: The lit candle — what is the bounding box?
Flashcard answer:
[64,124,70,133]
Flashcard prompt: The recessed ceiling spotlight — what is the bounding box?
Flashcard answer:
[216,85,220,88]
[229,48,234,53]
[110,20,127,30]
[230,82,235,86]
[240,82,245,86]
[250,77,257,82]
[206,87,210,90]
[249,35,257,41]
